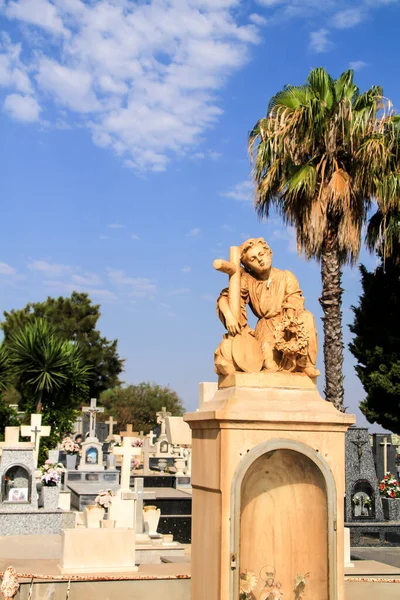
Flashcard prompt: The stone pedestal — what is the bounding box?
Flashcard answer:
[185,373,355,600]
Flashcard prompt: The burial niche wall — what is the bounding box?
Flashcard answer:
[239,449,329,600]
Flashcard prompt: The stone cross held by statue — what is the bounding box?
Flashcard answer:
[106,416,118,437]
[82,398,104,438]
[380,436,392,475]
[113,437,141,491]
[213,246,241,323]
[156,407,171,439]
[20,414,51,467]
[121,424,138,438]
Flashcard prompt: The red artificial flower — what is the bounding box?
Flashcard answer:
[379,483,385,490]
[390,491,395,498]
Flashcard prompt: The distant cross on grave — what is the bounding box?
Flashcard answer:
[82,398,104,438]
[106,416,118,437]
[20,414,51,467]
[113,437,141,491]
[380,436,392,475]
[120,424,134,438]
[351,431,368,471]
[143,433,156,475]
[156,407,171,440]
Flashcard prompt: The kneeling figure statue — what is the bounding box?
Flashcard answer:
[214,237,319,379]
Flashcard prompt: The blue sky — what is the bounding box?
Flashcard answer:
[0,0,398,429]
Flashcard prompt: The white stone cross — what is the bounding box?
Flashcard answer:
[82,398,104,438]
[156,407,171,439]
[20,414,51,466]
[106,416,118,437]
[113,437,141,491]
[142,434,156,476]
[120,424,138,438]
[380,436,392,475]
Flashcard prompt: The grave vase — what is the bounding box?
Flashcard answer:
[66,454,77,470]
[41,485,60,510]
[84,504,105,528]
[143,505,161,535]
[382,497,400,521]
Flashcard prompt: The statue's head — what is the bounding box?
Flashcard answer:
[240,237,272,277]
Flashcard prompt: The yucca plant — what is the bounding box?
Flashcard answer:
[0,344,10,392]
[249,68,400,411]
[7,318,90,412]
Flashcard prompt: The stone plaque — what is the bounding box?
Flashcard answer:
[104,473,117,481]
[85,474,99,481]
[68,473,81,481]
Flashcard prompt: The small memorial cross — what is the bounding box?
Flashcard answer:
[156,407,171,439]
[380,436,392,475]
[106,416,118,437]
[113,437,141,491]
[120,424,139,438]
[82,398,104,438]
[142,434,156,475]
[20,414,51,466]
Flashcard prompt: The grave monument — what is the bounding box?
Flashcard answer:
[185,238,355,600]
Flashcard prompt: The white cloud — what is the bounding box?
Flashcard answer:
[349,60,367,71]
[309,28,332,53]
[44,280,116,302]
[131,233,140,240]
[187,227,201,238]
[29,260,71,276]
[249,13,268,25]
[106,268,157,297]
[167,288,191,296]
[0,0,266,171]
[71,272,102,286]
[221,180,254,202]
[332,8,364,29]
[200,294,215,302]
[3,93,40,121]
[6,0,69,37]
[181,266,192,273]
[0,261,16,275]
[108,223,124,229]
[272,226,297,253]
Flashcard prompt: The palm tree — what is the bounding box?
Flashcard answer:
[7,318,90,412]
[249,68,400,411]
[0,344,10,392]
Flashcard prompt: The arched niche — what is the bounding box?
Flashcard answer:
[351,480,375,520]
[86,447,99,465]
[2,464,31,503]
[230,440,337,600]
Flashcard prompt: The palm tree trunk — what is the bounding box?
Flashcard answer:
[36,389,43,413]
[319,236,345,412]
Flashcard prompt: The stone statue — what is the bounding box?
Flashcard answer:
[214,238,319,379]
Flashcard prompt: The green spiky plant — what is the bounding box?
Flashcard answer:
[249,68,400,411]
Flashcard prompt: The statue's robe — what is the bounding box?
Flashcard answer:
[217,267,317,370]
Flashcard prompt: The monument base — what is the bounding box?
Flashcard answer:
[185,374,355,600]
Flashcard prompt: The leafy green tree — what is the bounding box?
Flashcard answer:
[0,400,19,441]
[2,292,124,397]
[8,318,90,413]
[349,258,400,433]
[249,67,400,411]
[100,383,185,434]
[6,318,91,460]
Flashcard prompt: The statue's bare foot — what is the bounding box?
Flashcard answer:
[304,365,320,378]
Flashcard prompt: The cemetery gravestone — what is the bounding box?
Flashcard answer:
[372,433,397,481]
[345,427,384,522]
[20,414,51,467]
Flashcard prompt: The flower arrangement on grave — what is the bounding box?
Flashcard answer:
[60,436,80,455]
[239,571,258,599]
[40,461,63,487]
[379,473,400,499]
[95,489,115,509]
[132,439,143,447]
